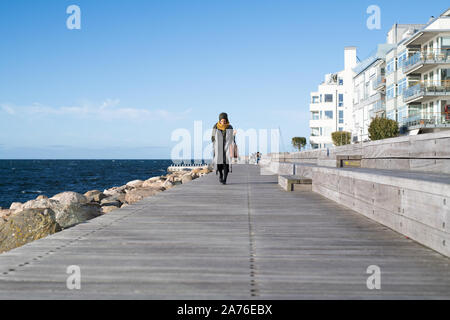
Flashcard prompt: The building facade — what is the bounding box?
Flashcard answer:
[308,8,450,149]
[309,47,356,149]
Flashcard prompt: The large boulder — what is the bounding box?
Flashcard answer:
[126,180,144,189]
[124,188,160,205]
[84,190,106,203]
[0,208,61,254]
[54,203,101,229]
[50,191,88,206]
[22,198,59,211]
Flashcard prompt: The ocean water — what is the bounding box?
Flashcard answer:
[0,159,179,209]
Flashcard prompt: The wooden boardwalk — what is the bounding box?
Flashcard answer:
[0,164,449,299]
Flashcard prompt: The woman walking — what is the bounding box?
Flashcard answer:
[211,112,236,185]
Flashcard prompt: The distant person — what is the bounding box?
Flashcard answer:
[256,152,261,164]
[211,113,236,185]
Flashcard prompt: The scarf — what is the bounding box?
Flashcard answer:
[216,121,230,131]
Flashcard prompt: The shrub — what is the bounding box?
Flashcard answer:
[368,117,399,141]
[331,131,351,146]
[292,137,306,151]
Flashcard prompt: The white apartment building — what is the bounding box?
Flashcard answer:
[358,9,450,137]
[400,9,450,133]
[308,8,450,148]
[352,44,396,142]
[309,47,357,149]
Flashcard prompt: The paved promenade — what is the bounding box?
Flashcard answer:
[0,164,449,299]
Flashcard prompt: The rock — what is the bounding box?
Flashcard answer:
[0,209,11,220]
[84,190,106,203]
[10,202,23,214]
[22,198,58,211]
[0,208,61,254]
[124,188,160,205]
[162,180,174,189]
[14,194,100,229]
[142,179,165,188]
[36,195,48,200]
[181,175,193,184]
[102,192,126,204]
[50,191,88,206]
[192,168,202,174]
[147,176,161,183]
[198,168,211,174]
[120,203,129,209]
[103,185,127,196]
[126,180,144,189]
[100,199,122,207]
[101,206,118,214]
[54,203,101,229]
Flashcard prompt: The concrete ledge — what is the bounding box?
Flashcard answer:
[278,175,312,192]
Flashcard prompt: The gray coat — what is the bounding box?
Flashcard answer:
[211,124,235,173]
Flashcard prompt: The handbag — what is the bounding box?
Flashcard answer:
[229,142,238,159]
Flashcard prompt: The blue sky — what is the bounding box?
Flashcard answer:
[1,0,449,159]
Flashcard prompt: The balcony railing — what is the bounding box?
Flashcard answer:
[403,80,450,102]
[403,49,450,73]
[372,100,386,113]
[401,112,450,128]
[372,74,386,90]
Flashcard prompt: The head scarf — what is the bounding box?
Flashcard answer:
[217,113,230,130]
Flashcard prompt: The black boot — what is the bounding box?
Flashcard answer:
[222,164,229,184]
[219,171,224,183]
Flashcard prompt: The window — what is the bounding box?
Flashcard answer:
[324,111,333,120]
[311,127,320,136]
[441,37,450,47]
[441,69,449,80]
[397,51,407,68]
[398,78,407,96]
[311,112,319,120]
[324,94,333,103]
[386,58,396,74]
[338,127,344,132]
[338,94,344,107]
[387,109,396,121]
[339,110,344,124]
[339,78,344,85]
[387,84,396,100]
[311,96,319,103]
[398,106,407,124]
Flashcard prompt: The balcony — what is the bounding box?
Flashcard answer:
[401,112,450,130]
[372,100,386,113]
[403,49,450,75]
[372,74,386,91]
[403,80,450,103]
